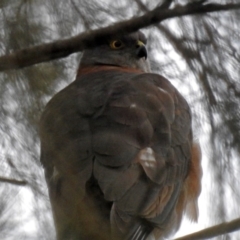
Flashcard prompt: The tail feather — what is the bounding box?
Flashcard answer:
[111,204,153,240]
[127,224,152,240]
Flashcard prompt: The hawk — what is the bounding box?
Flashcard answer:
[40,31,202,240]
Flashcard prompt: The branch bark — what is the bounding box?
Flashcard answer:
[0,2,240,71]
[173,218,240,240]
[0,176,27,186]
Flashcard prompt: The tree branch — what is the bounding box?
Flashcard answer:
[173,218,240,240]
[0,176,27,186]
[0,2,240,71]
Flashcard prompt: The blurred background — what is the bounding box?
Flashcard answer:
[0,0,240,239]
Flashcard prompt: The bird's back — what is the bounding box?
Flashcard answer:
[40,66,201,240]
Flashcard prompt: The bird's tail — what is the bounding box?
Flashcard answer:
[111,203,154,240]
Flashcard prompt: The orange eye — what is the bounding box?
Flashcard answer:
[110,40,124,49]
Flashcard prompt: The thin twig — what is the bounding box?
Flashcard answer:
[0,2,239,71]
[173,218,240,240]
[0,176,27,186]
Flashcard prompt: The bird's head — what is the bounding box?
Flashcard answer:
[80,31,151,72]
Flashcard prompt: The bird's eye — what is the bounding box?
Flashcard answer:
[109,40,124,49]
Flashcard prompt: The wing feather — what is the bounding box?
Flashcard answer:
[40,68,201,240]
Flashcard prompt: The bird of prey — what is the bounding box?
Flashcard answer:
[39,31,202,240]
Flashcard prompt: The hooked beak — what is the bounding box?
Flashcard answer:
[136,40,147,59]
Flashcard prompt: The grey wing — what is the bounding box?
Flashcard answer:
[39,85,99,239]
[90,73,193,240]
[40,71,193,240]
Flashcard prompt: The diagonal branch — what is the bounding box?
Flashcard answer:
[0,176,27,186]
[173,217,240,240]
[0,2,240,71]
